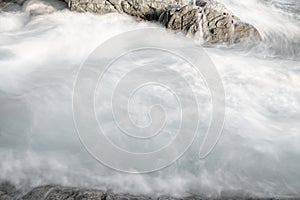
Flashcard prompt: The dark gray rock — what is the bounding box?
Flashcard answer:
[106,192,153,200]
[0,185,296,200]
[0,191,15,200]
[22,186,106,200]
[0,193,14,200]
[22,185,54,200]
[157,195,204,200]
[0,181,17,197]
[0,0,25,11]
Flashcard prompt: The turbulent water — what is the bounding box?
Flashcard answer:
[0,0,300,198]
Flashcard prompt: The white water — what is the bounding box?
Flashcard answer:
[0,0,300,198]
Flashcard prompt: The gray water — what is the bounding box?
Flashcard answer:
[0,0,299,198]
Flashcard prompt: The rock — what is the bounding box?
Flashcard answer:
[157,195,205,200]
[23,0,68,15]
[5,185,292,200]
[158,5,201,38]
[106,192,153,200]
[231,21,261,43]
[22,185,54,200]
[201,1,261,43]
[0,192,16,200]
[64,0,261,44]
[0,0,25,12]
[0,181,17,197]
[66,0,189,20]
[22,185,106,200]
[195,0,207,8]
[0,0,261,44]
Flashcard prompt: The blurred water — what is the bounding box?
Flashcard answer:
[0,0,299,198]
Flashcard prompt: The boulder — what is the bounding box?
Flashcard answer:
[201,1,261,43]
[64,0,261,44]
[0,0,261,44]
[65,0,189,20]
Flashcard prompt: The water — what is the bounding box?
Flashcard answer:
[0,0,299,198]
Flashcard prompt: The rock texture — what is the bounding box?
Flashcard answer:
[63,0,261,44]
[0,0,25,11]
[0,192,15,200]
[22,186,107,200]
[66,0,189,20]
[0,0,67,13]
[201,1,261,43]
[0,185,295,200]
[158,5,201,38]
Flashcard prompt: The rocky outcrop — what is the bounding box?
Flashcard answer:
[0,185,293,200]
[66,0,189,21]
[22,186,107,200]
[0,185,191,200]
[0,0,261,43]
[159,0,261,43]
[201,1,261,43]
[64,0,261,44]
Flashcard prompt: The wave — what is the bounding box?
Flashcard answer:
[0,0,299,198]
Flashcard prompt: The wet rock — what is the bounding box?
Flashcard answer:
[64,0,261,44]
[0,181,17,197]
[65,0,189,20]
[22,185,54,200]
[231,21,261,43]
[159,5,201,37]
[22,186,106,200]
[106,192,153,200]
[195,0,208,8]
[201,1,261,43]
[0,0,25,11]
[2,185,292,200]
[0,192,15,200]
